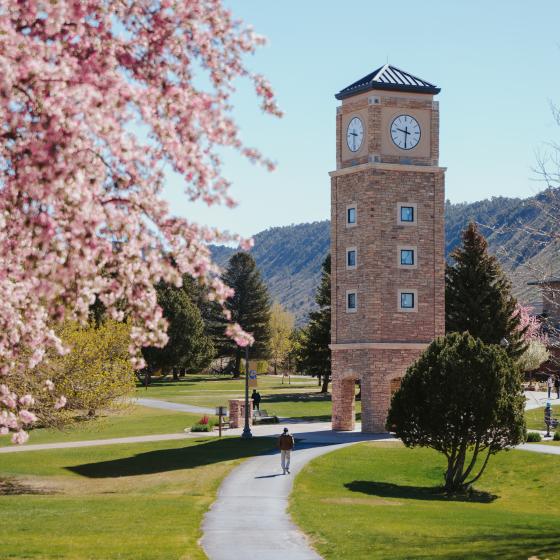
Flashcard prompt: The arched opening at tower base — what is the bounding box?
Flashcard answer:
[331,348,424,433]
[332,376,358,431]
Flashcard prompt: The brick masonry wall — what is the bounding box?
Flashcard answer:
[228,399,253,429]
[331,86,445,433]
[332,348,425,432]
[331,166,445,343]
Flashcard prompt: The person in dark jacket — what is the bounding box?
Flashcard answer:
[251,389,261,411]
[277,427,295,474]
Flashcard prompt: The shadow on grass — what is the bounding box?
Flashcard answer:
[262,392,331,403]
[345,480,498,503]
[66,437,274,479]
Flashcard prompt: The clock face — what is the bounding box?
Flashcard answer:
[390,115,421,150]
[346,117,364,152]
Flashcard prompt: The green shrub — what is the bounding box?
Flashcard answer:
[553,431,560,441]
[526,432,542,442]
[191,423,213,432]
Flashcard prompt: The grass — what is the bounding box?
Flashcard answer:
[136,374,362,420]
[0,436,273,559]
[0,405,207,447]
[525,402,560,430]
[291,442,560,560]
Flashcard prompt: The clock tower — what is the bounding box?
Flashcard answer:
[330,64,445,432]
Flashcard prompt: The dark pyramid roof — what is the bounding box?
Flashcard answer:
[335,64,440,99]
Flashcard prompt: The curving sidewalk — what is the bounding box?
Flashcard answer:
[201,429,392,560]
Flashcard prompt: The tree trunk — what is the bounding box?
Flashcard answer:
[321,374,330,393]
[233,349,241,378]
[274,361,277,375]
[317,375,322,387]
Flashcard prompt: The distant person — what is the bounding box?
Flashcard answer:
[251,389,261,411]
[556,376,560,400]
[277,427,295,474]
[548,376,554,399]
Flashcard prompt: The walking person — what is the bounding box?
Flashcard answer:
[555,376,560,400]
[277,427,295,474]
[251,389,261,411]
[547,375,554,399]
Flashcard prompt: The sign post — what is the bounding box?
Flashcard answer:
[215,406,227,438]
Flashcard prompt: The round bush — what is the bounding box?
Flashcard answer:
[526,432,542,442]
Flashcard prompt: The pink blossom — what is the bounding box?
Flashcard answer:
[11,431,29,445]
[19,395,35,408]
[54,396,67,410]
[0,0,279,443]
[225,324,255,347]
[19,410,38,425]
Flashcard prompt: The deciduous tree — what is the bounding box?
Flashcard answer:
[387,332,525,493]
[0,1,279,441]
[269,303,295,375]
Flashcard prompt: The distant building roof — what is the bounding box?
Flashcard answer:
[527,277,560,286]
[335,64,441,100]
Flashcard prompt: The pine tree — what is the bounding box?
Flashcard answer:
[142,281,214,376]
[446,222,527,358]
[214,252,271,375]
[296,254,331,392]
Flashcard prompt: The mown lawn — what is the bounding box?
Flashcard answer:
[0,405,205,447]
[0,436,272,559]
[291,442,560,560]
[525,402,560,430]
[136,375,362,421]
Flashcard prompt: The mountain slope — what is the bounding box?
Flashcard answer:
[212,189,560,325]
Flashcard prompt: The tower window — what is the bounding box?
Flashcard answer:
[397,246,418,269]
[397,202,417,226]
[400,249,414,266]
[401,206,414,222]
[346,248,357,269]
[346,204,357,226]
[398,289,418,312]
[346,291,357,312]
[401,292,414,308]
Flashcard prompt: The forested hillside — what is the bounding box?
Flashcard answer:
[212,189,560,325]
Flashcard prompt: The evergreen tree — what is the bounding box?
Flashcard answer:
[446,222,527,358]
[142,281,214,377]
[296,254,331,392]
[387,332,525,493]
[213,252,271,375]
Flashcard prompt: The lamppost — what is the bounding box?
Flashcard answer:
[241,345,252,439]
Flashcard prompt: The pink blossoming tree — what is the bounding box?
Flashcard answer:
[0,0,280,442]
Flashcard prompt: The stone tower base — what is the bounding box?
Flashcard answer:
[331,345,426,433]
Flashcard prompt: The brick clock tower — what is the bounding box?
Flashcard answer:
[330,64,445,432]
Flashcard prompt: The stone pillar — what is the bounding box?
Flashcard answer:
[228,399,253,429]
[332,377,356,431]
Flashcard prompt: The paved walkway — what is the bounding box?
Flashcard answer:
[517,442,560,455]
[201,429,391,560]
[524,391,556,410]
[135,397,214,415]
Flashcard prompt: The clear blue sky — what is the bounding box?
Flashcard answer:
[164,0,560,239]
